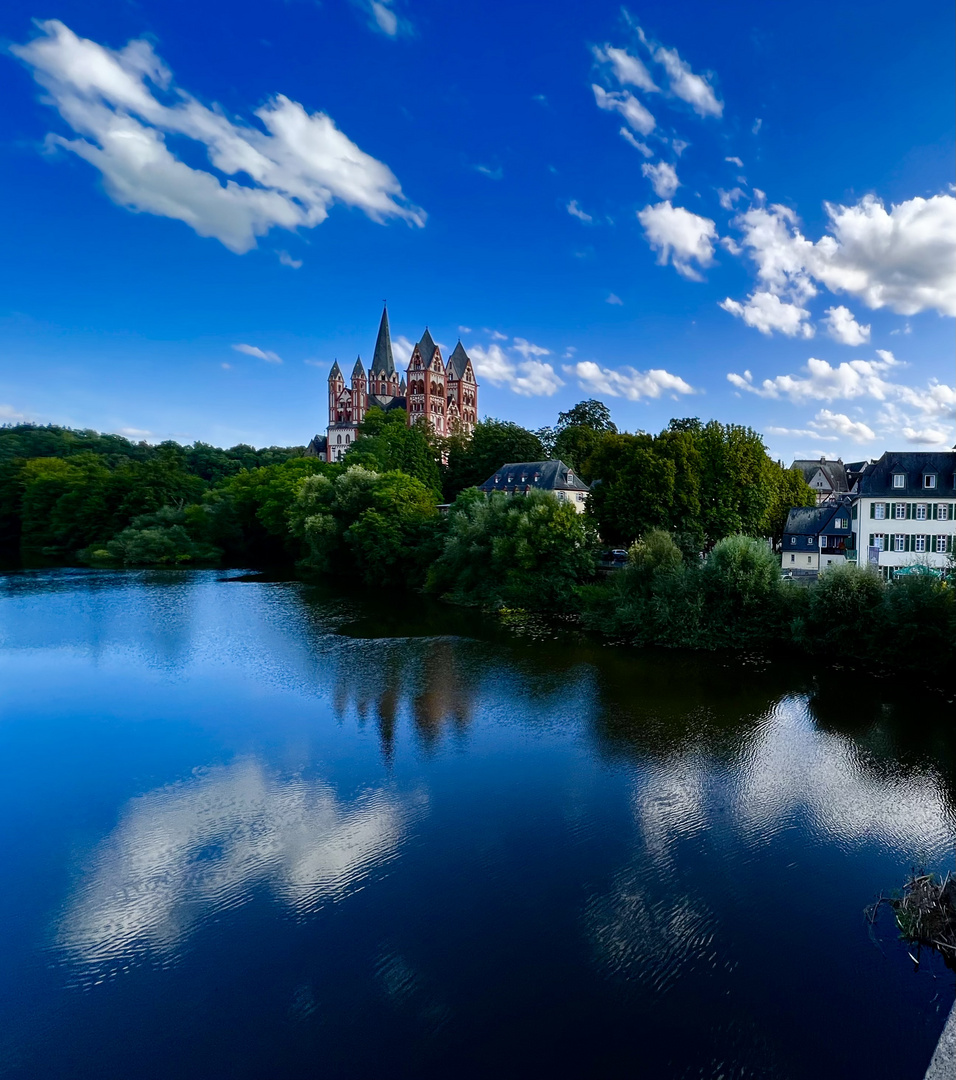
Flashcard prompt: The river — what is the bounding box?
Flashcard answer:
[0,568,953,1078]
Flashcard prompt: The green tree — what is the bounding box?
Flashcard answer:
[428,488,597,611]
[345,407,441,493]
[442,419,545,501]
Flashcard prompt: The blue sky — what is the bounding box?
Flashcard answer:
[1,0,953,457]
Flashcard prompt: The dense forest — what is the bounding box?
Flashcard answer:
[2,404,952,676]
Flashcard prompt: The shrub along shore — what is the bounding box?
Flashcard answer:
[2,412,953,678]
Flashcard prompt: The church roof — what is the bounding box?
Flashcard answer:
[351,355,365,377]
[447,341,471,379]
[371,306,395,376]
[417,327,439,362]
[329,359,343,381]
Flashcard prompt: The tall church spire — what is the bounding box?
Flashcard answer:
[371,304,395,377]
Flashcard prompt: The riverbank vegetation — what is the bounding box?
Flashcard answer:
[2,408,953,676]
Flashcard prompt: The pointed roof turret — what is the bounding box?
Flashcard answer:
[371,305,395,377]
[417,327,438,363]
[447,340,471,379]
[329,359,343,381]
[399,377,407,394]
[351,355,365,378]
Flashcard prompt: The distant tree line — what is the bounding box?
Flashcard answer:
[3,408,950,676]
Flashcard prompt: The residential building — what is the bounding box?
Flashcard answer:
[306,307,479,463]
[790,457,850,504]
[852,451,956,575]
[781,497,855,575]
[478,460,590,513]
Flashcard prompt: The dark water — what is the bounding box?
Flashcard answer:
[0,570,953,1079]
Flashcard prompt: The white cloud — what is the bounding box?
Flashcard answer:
[474,163,503,180]
[512,337,551,359]
[903,425,949,445]
[353,0,410,37]
[565,361,697,400]
[619,127,653,157]
[592,45,658,92]
[221,362,232,370]
[566,199,593,223]
[233,343,282,363]
[671,139,688,156]
[0,404,29,421]
[486,329,508,341]
[641,160,680,199]
[726,354,954,448]
[392,335,414,365]
[592,84,655,136]
[809,409,876,443]
[752,118,762,134]
[606,293,623,305]
[729,194,956,317]
[717,187,745,210]
[278,250,302,269]
[650,44,722,118]
[120,426,152,438]
[726,354,899,404]
[12,21,424,254]
[766,425,838,442]
[467,342,563,397]
[637,201,717,281]
[720,291,814,338]
[823,305,870,346]
[725,155,743,167]
[458,325,472,334]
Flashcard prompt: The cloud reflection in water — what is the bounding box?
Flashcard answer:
[55,760,425,982]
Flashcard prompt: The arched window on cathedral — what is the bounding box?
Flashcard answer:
[345,434,350,443]
[337,434,342,444]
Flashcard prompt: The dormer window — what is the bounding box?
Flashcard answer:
[507,474,514,483]
[567,472,574,484]
[790,537,796,545]
[923,473,937,489]
[534,472,541,482]
[807,536,814,546]
[892,473,905,488]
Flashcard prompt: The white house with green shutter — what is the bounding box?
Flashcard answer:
[852,451,955,575]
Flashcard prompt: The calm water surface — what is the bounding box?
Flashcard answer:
[0,568,953,1079]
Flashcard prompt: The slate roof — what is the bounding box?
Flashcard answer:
[791,458,849,492]
[329,359,343,381]
[351,356,365,378]
[478,459,590,494]
[446,341,471,380]
[417,328,439,363]
[371,306,395,376]
[858,451,956,497]
[784,501,853,537]
[305,434,327,458]
[367,394,407,413]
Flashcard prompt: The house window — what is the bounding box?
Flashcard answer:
[790,536,797,545]
[874,503,886,519]
[873,535,885,550]
[893,473,905,488]
[807,556,812,564]
[937,536,947,553]
[894,503,906,519]
[939,505,949,520]
[807,536,814,546]
[914,535,926,553]
[836,517,848,529]
[924,473,937,489]
[894,534,905,551]
[916,504,927,520]
[790,554,795,563]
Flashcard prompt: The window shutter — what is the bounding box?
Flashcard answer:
[869,503,875,519]
[906,502,911,520]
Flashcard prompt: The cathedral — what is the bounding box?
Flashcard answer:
[306,307,479,462]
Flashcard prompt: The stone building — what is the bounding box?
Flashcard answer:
[306,307,478,463]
